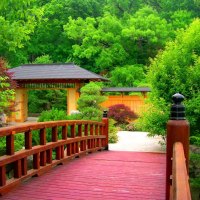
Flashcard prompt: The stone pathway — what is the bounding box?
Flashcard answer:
[109,131,166,153]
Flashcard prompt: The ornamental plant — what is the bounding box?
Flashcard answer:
[108,104,137,124]
[0,59,16,116]
[77,82,107,121]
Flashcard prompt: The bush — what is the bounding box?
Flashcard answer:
[38,108,68,122]
[135,97,169,142]
[108,104,137,124]
[77,82,107,121]
[109,119,118,143]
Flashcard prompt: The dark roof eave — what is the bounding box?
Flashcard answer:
[101,87,151,92]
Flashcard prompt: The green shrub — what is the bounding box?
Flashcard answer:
[135,97,169,142]
[38,108,68,122]
[109,119,118,143]
[77,82,107,121]
[137,19,200,140]
[190,135,200,146]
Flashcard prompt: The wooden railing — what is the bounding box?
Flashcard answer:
[0,119,108,195]
[166,93,191,200]
[170,142,191,200]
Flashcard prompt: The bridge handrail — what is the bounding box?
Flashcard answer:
[170,142,191,200]
[0,119,108,195]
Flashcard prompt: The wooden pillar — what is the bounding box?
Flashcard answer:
[14,89,28,122]
[166,93,190,200]
[102,110,109,150]
[67,83,80,115]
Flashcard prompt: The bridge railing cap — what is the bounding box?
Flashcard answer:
[170,93,186,120]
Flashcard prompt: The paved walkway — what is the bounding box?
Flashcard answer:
[109,131,166,152]
[2,151,166,200]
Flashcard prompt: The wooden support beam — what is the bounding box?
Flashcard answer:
[25,130,32,149]
[6,132,15,155]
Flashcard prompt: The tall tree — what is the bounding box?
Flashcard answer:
[0,0,43,66]
[64,14,127,73]
[136,19,200,137]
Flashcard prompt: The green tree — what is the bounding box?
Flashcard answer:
[105,0,142,17]
[77,82,107,121]
[122,6,170,64]
[110,65,146,87]
[0,59,16,118]
[64,14,127,73]
[136,19,200,138]
[0,0,44,66]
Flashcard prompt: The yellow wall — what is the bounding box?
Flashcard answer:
[101,95,146,115]
[14,89,28,122]
[67,83,80,115]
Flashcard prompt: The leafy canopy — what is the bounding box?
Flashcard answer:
[136,19,200,137]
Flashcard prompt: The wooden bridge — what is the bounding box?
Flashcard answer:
[0,94,191,200]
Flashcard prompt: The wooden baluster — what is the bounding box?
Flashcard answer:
[96,125,99,147]
[62,125,67,140]
[40,151,46,166]
[90,124,94,149]
[67,144,71,156]
[0,166,6,186]
[25,130,32,149]
[56,146,61,160]
[6,131,15,155]
[71,124,75,138]
[71,124,76,154]
[39,128,47,166]
[61,145,64,158]
[52,126,58,142]
[78,124,82,137]
[21,158,27,176]
[14,160,22,178]
[46,149,52,164]
[71,143,75,154]
[84,124,88,151]
[40,128,46,145]
[99,125,103,148]
[76,142,79,154]
[33,153,40,169]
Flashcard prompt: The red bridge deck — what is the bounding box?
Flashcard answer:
[2,151,166,200]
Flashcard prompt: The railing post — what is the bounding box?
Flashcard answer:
[166,93,190,200]
[102,110,109,150]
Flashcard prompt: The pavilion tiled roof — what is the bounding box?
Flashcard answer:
[8,63,108,81]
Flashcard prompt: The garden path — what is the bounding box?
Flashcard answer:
[109,131,165,152]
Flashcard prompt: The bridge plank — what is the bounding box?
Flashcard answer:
[1,151,166,200]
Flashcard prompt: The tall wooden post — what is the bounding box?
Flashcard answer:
[102,110,109,150]
[67,83,80,115]
[166,93,190,200]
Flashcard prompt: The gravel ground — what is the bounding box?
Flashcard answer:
[109,131,166,153]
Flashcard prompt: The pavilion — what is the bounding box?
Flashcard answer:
[8,63,107,122]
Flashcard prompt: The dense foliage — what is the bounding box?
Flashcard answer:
[0,59,16,116]
[0,0,199,114]
[136,19,200,138]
